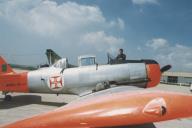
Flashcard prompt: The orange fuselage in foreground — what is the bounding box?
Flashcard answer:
[2,90,192,128]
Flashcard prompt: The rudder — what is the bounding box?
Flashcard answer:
[0,56,14,74]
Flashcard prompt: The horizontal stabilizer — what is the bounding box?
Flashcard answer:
[0,56,14,74]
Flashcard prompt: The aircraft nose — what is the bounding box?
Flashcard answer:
[146,62,161,88]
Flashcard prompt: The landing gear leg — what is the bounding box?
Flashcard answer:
[3,92,12,101]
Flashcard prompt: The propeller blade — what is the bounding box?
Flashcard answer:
[161,65,171,73]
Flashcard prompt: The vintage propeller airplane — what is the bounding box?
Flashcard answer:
[0,54,192,128]
[0,53,170,100]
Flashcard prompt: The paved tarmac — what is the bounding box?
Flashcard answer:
[0,84,191,128]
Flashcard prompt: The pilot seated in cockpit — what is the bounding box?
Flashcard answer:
[116,48,126,61]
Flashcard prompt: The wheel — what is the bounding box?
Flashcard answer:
[4,95,12,101]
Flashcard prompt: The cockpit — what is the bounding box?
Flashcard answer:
[52,55,97,69]
[78,55,96,66]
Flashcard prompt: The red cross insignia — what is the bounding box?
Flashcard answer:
[48,76,64,91]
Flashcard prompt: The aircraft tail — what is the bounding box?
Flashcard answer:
[46,49,61,65]
[0,56,14,74]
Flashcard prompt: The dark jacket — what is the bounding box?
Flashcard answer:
[116,54,126,61]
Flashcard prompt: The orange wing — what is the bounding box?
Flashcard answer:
[1,86,192,128]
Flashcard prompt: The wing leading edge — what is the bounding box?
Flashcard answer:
[1,86,192,128]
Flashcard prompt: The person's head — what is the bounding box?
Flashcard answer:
[119,48,123,54]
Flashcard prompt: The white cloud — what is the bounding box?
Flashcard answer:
[137,46,142,51]
[132,0,159,5]
[145,38,192,71]
[82,31,124,52]
[0,0,124,36]
[0,1,104,36]
[115,18,125,30]
[157,44,192,71]
[0,0,125,56]
[117,18,125,30]
[146,38,168,50]
[108,18,125,30]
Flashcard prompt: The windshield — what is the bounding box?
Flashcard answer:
[80,57,95,66]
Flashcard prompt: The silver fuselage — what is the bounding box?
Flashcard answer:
[28,63,147,95]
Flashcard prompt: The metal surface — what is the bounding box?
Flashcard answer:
[0,56,161,95]
[26,59,150,95]
[27,63,147,94]
[64,63,147,94]
[0,84,191,128]
[28,67,62,93]
[1,90,192,128]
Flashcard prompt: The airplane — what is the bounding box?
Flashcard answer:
[1,55,192,128]
[0,54,170,101]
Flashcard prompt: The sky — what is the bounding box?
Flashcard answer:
[0,0,192,71]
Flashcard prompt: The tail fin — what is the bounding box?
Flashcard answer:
[46,49,61,65]
[0,56,14,74]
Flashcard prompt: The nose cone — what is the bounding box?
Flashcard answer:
[146,63,161,88]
